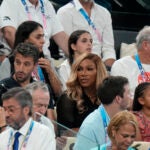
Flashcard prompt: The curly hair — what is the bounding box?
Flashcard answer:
[66,53,108,113]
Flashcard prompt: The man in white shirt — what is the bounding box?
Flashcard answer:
[57,0,116,68]
[111,26,150,97]
[0,0,68,57]
[0,87,56,150]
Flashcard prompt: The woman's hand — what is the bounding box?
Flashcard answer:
[38,57,52,74]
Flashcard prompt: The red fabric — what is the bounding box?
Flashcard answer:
[133,111,150,142]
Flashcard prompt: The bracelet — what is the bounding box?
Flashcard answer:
[0,125,7,131]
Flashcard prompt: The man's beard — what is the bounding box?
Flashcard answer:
[15,72,30,83]
[6,116,26,130]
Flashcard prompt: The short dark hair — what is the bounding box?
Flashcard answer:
[14,42,39,64]
[97,76,129,104]
[132,82,150,111]
[2,87,32,116]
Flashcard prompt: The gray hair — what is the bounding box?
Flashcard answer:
[25,81,49,96]
[136,26,150,49]
[2,87,32,116]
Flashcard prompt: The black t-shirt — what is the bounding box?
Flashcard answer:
[57,92,99,129]
[8,52,57,105]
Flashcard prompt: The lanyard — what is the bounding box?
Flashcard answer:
[37,65,45,82]
[7,120,34,150]
[71,1,102,43]
[99,105,110,143]
[21,0,47,29]
[32,65,45,82]
[135,54,147,82]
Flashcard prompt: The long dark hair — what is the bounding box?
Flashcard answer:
[132,82,150,111]
[68,30,90,65]
[14,20,43,49]
[8,21,43,73]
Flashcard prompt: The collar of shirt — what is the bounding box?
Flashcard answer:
[99,104,110,125]
[73,0,95,11]
[14,117,33,137]
[26,0,41,10]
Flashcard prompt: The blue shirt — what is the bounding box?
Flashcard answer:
[74,105,110,150]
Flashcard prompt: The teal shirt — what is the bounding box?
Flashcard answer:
[91,143,135,150]
[74,105,110,150]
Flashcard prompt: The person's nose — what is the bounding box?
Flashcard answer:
[126,137,134,144]
[39,106,46,115]
[40,36,45,45]
[18,63,24,71]
[80,69,87,76]
[5,109,10,118]
[88,41,92,46]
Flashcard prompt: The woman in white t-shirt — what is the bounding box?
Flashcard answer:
[58,30,93,90]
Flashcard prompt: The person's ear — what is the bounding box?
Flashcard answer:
[23,106,30,116]
[71,43,77,51]
[115,95,122,104]
[142,40,149,50]
[138,97,145,105]
[112,127,116,138]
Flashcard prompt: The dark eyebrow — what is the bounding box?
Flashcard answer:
[8,105,16,108]
[3,105,15,109]
[36,34,44,36]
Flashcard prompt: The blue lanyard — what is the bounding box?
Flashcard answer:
[71,0,95,28]
[21,0,47,29]
[100,105,108,128]
[7,120,34,150]
[37,65,45,82]
[99,105,110,143]
[39,0,44,14]
[79,8,96,30]
[134,54,146,82]
[21,0,29,15]
[71,0,102,42]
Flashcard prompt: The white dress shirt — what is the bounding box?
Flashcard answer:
[0,118,56,150]
[110,56,150,97]
[57,0,116,61]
